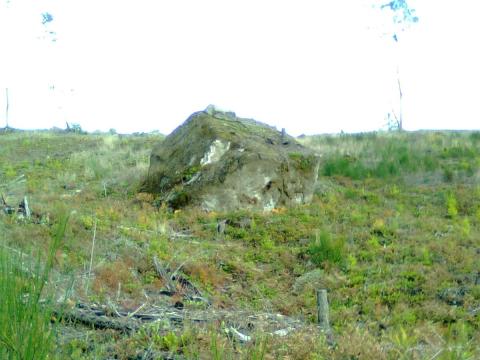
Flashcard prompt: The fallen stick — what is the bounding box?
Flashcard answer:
[55,306,140,332]
[153,256,206,302]
[53,303,203,332]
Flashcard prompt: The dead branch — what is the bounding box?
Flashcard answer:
[152,256,207,303]
[1,193,15,214]
[55,305,141,333]
[153,256,176,292]
[227,327,252,342]
[53,302,201,333]
[54,301,306,343]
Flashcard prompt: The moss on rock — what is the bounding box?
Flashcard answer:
[143,106,320,212]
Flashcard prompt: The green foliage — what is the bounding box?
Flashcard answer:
[168,189,192,209]
[460,218,470,237]
[307,231,345,268]
[421,247,433,266]
[206,329,267,360]
[398,270,425,304]
[182,165,200,182]
[148,235,170,259]
[3,164,17,179]
[389,327,419,359]
[443,166,455,182]
[288,153,316,172]
[316,131,479,181]
[209,330,227,360]
[162,331,181,353]
[0,216,67,360]
[446,192,458,219]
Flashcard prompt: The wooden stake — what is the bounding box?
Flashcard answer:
[23,196,31,218]
[216,219,227,236]
[316,289,330,332]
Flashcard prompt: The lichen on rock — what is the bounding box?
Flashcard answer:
[200,139,231,166]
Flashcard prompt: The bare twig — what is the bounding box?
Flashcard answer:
[227,327,252,343]
[107,298,122,317]
[85,219,97,296]
[170,259,189,281]
[429,348,443,360]
[397,67,403,131]
[153,256,175,292]
[128,303,147,318]
[153,254,207,302]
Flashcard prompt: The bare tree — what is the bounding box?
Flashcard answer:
[5,88,9,129]
[374,0,419,130]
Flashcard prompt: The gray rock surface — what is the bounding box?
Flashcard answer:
[143,106,320,212]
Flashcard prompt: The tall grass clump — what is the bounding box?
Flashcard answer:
[307,231,345,268]
[0,216,67,360]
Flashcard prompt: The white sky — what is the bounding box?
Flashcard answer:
[0,0,479,135]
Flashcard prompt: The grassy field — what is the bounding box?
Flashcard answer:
[0,129,479,359]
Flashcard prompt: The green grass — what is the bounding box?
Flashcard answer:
[0,216,66,360]
[301,131,480,181]
[307,230,345,268]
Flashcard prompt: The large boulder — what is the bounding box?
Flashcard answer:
[143,106,320,212]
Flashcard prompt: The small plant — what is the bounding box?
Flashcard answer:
[388,184,400,197]
[209,330,228,360]
[446,192,458,219]
[389,326,419,359]
[162,331,180,354]
[288,153,316,172]
[460,218,470,237]
[421,247,433,266]
[260,235,275,251]
[307,230,345,268]
[245,336,268,360]
[443,166,455,182]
